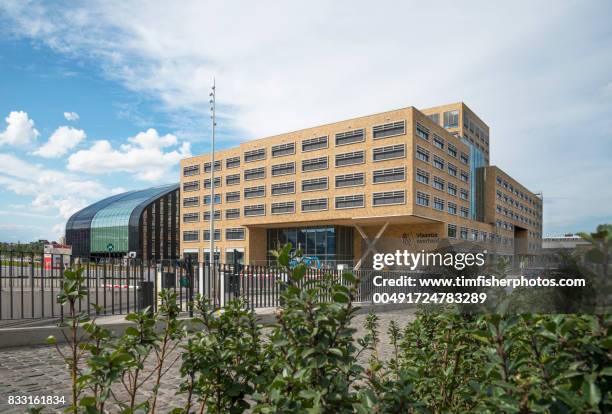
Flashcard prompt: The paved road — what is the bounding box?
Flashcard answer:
[0,308,415,413]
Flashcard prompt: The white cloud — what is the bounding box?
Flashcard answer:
[34,125,86,158]
[0,110,40,146]
[0,153,123,222]
[67,128,190,181]
[1,1,611,233]
[63,111,79,121]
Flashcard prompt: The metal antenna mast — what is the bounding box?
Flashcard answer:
[209,79,217,287]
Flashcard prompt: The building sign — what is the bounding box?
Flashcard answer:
[401,232,440,250]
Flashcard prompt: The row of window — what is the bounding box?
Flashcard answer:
[231,192,407,217]
[183,228,245,242]
[415,169,470,200]
[496,204,541,228]
[182,145,408,192]
[183,166,413,209]
[496,176,541,209]
[415,145,470,183]
[447,224,512,245]
[182,121,409,177]
[415,123,470,166]
[415,192,470,217]
[427,110,460,129]
[495,188,541,219]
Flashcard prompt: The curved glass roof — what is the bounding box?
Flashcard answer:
[66,183,178,254]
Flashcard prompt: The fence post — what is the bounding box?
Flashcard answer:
[198,262,204,296]
[156,262,162,311]
[219,264,225,309]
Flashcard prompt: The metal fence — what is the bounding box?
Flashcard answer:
[0,251,413,322]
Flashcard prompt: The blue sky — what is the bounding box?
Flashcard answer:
[0,0,611,242]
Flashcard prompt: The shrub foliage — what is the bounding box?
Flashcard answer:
[47,243,611,413]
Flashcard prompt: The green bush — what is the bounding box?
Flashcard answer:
[48,243,611,413]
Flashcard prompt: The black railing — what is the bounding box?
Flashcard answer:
[0,251,420,322]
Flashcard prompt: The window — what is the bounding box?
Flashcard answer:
[271,142,295,157]
[302,156,328,172]
[433,155,445,170]
[373,120,405,139]
[271,201,295,215]
[203,160,221,173]
[203,210,221,221]
[416,145,429,162]
[244,167,265,181]
[225,228,245,240]
[335,194,365,209]
[335,129,365,146]
[336,172,365,188]
[336,150,365,167]
[459,189,469,200]
[433,176,445,191]
[244,204,265,217]
[226,174,240,186]
[244,148,266,163]
[203,229,221,241]
[183,165,200,176]
[460,171,469,183]
[416,168,429,184]
[448,202,457,215]
[373,167,405,184]
[433,197,444,211]
[460,227,468,240]
[226,156,240,169]
[443,110,459,128]
[203,194,221,205]
[416,123,429,140]
[460,152,469,165]
[244,185,265,199]
[460,206,469,218]
[183,181,199,192]
[183,231,199,242]
[183,196,199,207]
[447,143,457,158]
[271,181,295,195]
[301,198,328,212]
[225,208,240,220]
[225,191,240,203]
[428,113,440,125]
[448,183,457,196]
[183,212,199,223]
[447,224,457,238]
[271,162,295,176]
[373,191,405,206]
[203,177,221,189]
[448,163,458,177]
[373,144,405,161]
[302,177,328,192]
[302,136,328,152]
[433,135,444,150]
[416,191,430,207]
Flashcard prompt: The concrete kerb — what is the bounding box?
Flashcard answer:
[0,302,414,349]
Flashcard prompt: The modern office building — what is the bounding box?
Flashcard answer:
[66,184,180,260]
[179,102,542,268]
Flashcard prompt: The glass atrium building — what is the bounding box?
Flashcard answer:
[66,184,180,259]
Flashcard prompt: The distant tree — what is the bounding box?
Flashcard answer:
[578,224,612,278]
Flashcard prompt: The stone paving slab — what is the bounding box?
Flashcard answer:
[0,308,415,413]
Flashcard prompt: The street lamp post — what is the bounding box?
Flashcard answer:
[209,79,218,305]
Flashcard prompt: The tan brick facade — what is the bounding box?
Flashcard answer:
[179,102,542,267]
